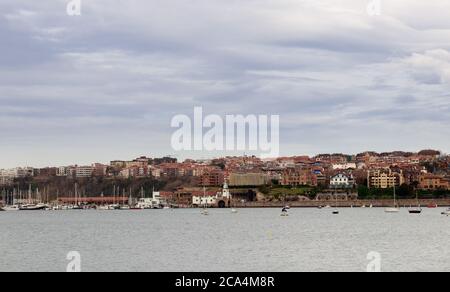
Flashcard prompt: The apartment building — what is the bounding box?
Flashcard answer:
[281,168,317,186]
[367,169,404,189]
[418,174,450,190]
[200,169,225,186]
[75,166,94,178]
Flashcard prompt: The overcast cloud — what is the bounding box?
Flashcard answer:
[1,0,450,168]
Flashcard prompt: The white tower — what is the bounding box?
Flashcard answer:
[221,181,231,199]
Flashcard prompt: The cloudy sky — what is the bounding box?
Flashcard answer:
[1,0,450,168]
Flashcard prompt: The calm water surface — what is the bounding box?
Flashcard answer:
[1,208,449,272]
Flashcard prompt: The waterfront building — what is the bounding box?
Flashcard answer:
[191,182,232,208]
[191,193,217,207]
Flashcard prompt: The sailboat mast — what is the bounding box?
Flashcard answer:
[393,182,397,207]
[75,183,78,206]
[28,184,32,204]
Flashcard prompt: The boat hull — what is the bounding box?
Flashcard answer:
[19,206,47,211]
[2,206,20,211]
[19,204,47,211]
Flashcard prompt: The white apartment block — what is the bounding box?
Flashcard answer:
[0,167,34,178]
[75,166,94,178]
[57,166,68,176]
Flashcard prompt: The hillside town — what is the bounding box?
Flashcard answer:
[1,149,450,208]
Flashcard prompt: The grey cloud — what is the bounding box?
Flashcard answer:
[1,0,450,167]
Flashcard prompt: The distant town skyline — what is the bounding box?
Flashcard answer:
[2,1,450,168]
[0,148,445,169]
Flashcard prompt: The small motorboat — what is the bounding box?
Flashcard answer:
[441,208,450,216]
[408,208,422,214]
[332,209,339,215]
[231,208,238,214]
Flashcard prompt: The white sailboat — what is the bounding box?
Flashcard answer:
[408,191,422,214]
[385,183,400,213]
[20,185,47,211]
[2,188,20,211]
[3,205,20,211]
[72,183,83,210]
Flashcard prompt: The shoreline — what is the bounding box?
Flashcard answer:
[231,199,450,208]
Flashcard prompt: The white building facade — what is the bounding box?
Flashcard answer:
[330,173,354,189]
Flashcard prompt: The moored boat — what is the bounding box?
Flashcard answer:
[441,208,450,216]
[385,207,400,213]
[408,192,422,214]
[2,205,20,211]
[19,203,47,211]
[385,184,400,213]
[408,208,422,214]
